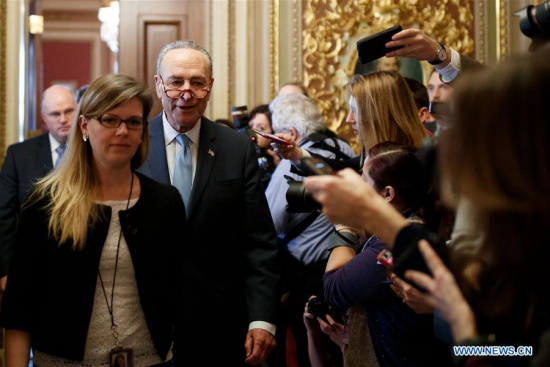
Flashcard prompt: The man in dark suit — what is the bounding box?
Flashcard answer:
[0,85,76,291]
[138,41,279,366]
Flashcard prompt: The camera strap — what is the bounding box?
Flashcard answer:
[283,211,321,245]
[300,133,352,161]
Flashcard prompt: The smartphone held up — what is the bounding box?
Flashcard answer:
[251,128,292,146]
[357,25,404,64]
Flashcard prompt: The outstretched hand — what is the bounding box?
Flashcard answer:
[389,273,434,314]
[404,240,477,342]
[272,133,302,161]
[385,28,445,64]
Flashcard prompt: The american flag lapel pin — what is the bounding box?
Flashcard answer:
[208,148,215,157]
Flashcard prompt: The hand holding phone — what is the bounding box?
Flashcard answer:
[377,249,394,270]
[251,128,292,146]
[357,25,404,64]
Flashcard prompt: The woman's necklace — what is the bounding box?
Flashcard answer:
[97,172,135,367]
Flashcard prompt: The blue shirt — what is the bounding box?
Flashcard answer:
[265,137,355,265]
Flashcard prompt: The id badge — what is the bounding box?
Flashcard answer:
[109,347,133,367]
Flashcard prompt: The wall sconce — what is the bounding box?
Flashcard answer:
[98,1,120,53]
[29,15,44,35]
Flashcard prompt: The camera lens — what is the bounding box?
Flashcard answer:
[518,1,550,39]
[231,105,250,129]
[307,298,329,318]
[286,180,321,213]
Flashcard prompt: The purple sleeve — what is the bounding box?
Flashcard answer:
[323,238,397,309]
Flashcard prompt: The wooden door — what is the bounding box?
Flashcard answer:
[119,0,205,118]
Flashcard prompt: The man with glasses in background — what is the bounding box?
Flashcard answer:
[0,84,76,292]
[139,40,280,367]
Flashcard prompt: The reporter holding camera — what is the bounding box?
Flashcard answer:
[303,295,346,367]
[305,46,550,365]
[265,93,354,366]
[248,104,280,189]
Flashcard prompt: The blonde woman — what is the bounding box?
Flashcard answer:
[1,74,184,367]
[347,71,425,151]
[275,71,425,169]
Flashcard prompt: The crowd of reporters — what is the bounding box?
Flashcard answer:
[297,33,550,367]
[238,20,550,367]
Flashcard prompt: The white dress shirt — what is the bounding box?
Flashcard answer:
[435,48,462,83]
[48,133,63,167]
[162,114,200,184]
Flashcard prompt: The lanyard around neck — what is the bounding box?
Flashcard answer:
[97,172,135,348]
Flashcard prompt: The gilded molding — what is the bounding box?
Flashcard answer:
[292,0,298,80]
[499,0,508,60]
[476,0,487,64]
[301,0,475,140]
[270,0,279,98]
[0,0,6,163]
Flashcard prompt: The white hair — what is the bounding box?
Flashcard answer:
[156,40,213,77]
[269,94,326,137]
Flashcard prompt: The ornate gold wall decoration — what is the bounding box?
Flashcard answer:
[301,0,475,143]
[0,0,6,163]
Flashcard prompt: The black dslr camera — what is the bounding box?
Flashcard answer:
[286,157,334,213]
[231,105,250,130]
[307,297,344,323]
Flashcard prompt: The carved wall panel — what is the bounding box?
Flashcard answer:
[299,0,475,143]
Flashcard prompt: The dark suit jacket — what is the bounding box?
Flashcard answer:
[439,53,484,87]
[0,133,53,277]
[1,173,183,361]
[139,114,280,366]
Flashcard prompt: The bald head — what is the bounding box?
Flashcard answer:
[41,85,76,144]
[277,81,309,97]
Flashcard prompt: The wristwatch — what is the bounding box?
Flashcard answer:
[429,42,447,65]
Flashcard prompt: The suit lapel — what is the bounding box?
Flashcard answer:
[38,133,54,171]
[187,117,217,217]
[145,114,171,185]
[22,133,53,200]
